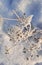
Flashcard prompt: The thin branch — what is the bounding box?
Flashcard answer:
[0,17,18,21]
[12,10,23,22]
[12,10,20,19]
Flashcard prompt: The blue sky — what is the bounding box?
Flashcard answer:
[0,0,42,32]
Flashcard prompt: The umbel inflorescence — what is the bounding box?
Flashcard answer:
[0,10,42,65]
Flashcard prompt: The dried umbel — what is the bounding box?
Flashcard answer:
[1,10,33,44]
[0,10,42,65]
